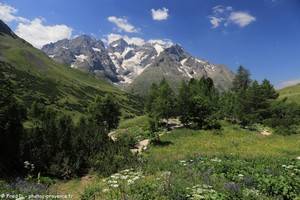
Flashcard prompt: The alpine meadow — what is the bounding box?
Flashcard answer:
[1,1,300,199]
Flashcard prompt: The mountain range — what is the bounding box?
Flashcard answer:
[0,20,142,117]
[42,35,235,95]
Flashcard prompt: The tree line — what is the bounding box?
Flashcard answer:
[0,73,135,178]
[146,66,300,136]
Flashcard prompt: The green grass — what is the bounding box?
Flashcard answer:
[73,122,300,199]
[0,34,143,118]
[119,115,150,130]
[145,123,300,169]
[48,121,300,199]
[279,83,300,103]
[114,116,151,141]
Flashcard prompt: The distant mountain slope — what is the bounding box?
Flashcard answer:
[279,84,300,103]
[42,35,119,82]
[42,35,234,96]
[128,44,234,96]
[0,20,142,117]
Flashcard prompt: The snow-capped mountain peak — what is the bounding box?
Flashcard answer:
[42,35,234,94]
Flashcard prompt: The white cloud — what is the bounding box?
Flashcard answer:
[209,16,223,28]
[277,79,300,89]
[0,2,28,23]
[209,5,256,28]
[106,33,145,46]
[151,7,169,21]
[107,16,138,33]
[148,39,173,47]
[16,18,72,48]
[228,11,256,27]
[0,3,73,48]
[104,34,173,47]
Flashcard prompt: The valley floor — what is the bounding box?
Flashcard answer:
[49,120,300,199]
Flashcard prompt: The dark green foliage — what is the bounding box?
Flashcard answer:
[21,98,135,178]
[177,81,192,126]
[223,66,283,127]
[0,72,26,176]
[177,77,220,129]
[264,99,300,135]
[232,66,251,92]
[145,79,177,130]
[236,80,279,126]
[145,83,159,114]
[88,94,121,131]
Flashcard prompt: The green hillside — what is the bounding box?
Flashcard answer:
[0,21,142,118]
[279,83,300,103]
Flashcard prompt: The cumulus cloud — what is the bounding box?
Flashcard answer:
[16,18,72,48]
[107,16,138,33]
[0,3,73,48]
[277,79,300,89]
[148,39,173,47]
[151,7,169,21]
[0,2,28,23]
[104,33,173,47]
[106,33,145,46]
[209,16,223,28]
[228,11,256,27]
[209,5,256,28]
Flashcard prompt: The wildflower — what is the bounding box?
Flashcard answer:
[211,158,222,162]
[102,188,109,193]
[120,175,128,180]
[111,184,119,188]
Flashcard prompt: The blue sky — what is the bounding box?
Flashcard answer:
[1,0,300,88]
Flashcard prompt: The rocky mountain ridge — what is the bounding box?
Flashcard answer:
[42,35,235,94]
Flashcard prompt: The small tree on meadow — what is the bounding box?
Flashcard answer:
[88,94,121,131]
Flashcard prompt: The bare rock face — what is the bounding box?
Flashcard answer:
[42,35,118,82]
[42,35,234,94]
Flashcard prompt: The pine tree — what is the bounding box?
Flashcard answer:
[232,66,251,92]
[177,81,192,126]
[0,73,26,175]
[88,94,121,131]
[155,78,176,122]
[145,83,159,113]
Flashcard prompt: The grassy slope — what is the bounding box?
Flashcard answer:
[146,124,300,168]
[0,34,142,118]
[50,121,300,198]
[279,83,300,103]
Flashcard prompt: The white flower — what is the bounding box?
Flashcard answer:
[111,184,119,188]
[211,158,222,162]
[102,188,109,193]
[120,175,128,180]
[296,156,300,160]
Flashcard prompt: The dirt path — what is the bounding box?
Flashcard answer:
[111,118,183,154]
